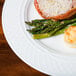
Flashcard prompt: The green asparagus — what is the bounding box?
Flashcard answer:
[25,18,76,39]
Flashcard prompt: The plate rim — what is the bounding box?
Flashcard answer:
[2,0,51,75]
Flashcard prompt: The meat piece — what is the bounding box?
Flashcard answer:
[34,0,76,20]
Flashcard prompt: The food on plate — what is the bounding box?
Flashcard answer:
[25,0,76,48]
[64,25,76,48]
[34,0,76,20]
[26,18,76,39]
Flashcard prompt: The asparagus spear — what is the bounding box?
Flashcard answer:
[28,18,76,34]
[33,33,50,39]
[52,22,76,36]
[33,19,76,39]
[27,20,60,34]
[26,18,76,39]
[25,22,42,27]
[71,23,76,26]
[43,18,76,33]
[54,26,68,36]
[27,20,55,34]
[26,19,54,34]
[27,25,48,34]
[51,18,76,35]
[25,19,53,27]
[41,21,60,33]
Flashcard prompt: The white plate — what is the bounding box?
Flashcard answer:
[2,0,76,76]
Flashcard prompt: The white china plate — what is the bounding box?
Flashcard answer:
[2,0,76,76]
